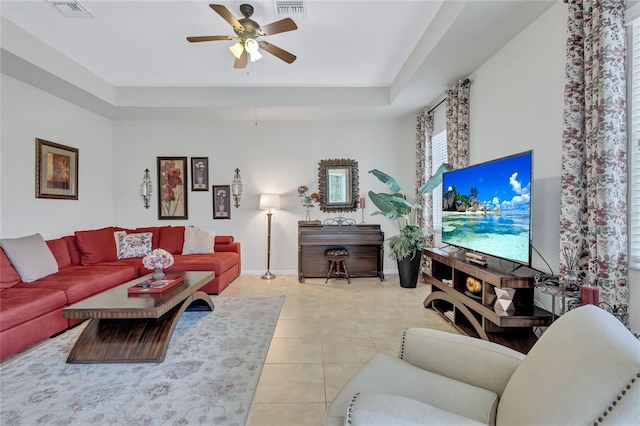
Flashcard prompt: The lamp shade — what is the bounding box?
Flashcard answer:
[229,42,244,59]
[249,50,263,62]
[244,38,259,54]
[259,193,281,210]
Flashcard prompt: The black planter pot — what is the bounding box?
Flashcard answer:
[397,250,422,288]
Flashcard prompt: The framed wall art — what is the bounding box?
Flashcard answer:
[213,185,231,219]
[191,157,209,191]
[157,157,188,220]
[35,138,79,200]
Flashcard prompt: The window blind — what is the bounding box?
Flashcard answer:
[432,130,447,230]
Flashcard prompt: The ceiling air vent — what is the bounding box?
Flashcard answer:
[274,1,306,19]
[48,0,94,18]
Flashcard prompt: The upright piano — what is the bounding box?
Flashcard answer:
[297,221,384,282]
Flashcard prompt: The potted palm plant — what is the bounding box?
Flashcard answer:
[368,164,451,288]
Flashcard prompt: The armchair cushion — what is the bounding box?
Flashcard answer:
[326,352,498,426]
[401,328,524,398]
[345,393,485,426]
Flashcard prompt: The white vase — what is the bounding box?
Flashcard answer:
[152,267,165,282]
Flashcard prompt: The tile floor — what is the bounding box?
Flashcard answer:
[218,274,458,426]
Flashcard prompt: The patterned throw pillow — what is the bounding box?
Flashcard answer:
[117,232,152,259]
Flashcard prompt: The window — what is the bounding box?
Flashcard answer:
[629,14,640,268]
[432,129,447,230]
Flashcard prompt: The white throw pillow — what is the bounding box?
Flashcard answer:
[117,232,153,259]
[182,227,215,255]
[0,233,58,283]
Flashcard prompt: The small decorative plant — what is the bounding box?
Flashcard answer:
[143,248,175,270]
[298,185,321,220]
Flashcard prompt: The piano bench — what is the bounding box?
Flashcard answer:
[325,248,351,284]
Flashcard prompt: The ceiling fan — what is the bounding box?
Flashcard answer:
[187,3,298,69]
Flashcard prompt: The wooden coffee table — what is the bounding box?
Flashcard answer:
[62,271,215,364]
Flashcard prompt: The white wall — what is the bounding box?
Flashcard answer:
[468,1,566,276]
[0,74,114,239]
[111,119,415,275]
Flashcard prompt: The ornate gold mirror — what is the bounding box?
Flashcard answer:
[318,159,359,213]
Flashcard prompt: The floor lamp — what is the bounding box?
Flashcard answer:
[259,193,281,280]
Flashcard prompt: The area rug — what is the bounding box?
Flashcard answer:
[0,296,283,426]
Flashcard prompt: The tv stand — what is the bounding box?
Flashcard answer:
[508,264,526,274]
[423,247,552,348]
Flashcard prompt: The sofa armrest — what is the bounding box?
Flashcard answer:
[214,240,241,254]
[401,328,525,397]
[345,393,485,426]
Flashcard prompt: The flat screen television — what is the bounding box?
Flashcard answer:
[441,150,533,266]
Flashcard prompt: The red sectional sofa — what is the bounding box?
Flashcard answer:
[0,225,241,360]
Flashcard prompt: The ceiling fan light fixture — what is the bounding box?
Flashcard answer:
[249,50,263,62]
[187,3,297,68]
[244,38,260,54]
[229,42,244,59]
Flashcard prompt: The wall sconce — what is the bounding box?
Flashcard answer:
[141,168,152,209]
[232,168,243,208]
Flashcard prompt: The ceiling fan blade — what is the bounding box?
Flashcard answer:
[210,4,243,31]
[258,18,297,36]
[187,35,234,43]
[234,50,248,69]
[258,41,296,64]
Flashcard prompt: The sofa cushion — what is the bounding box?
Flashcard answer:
[134,227,162,249]
[497,305,640,425]
[62,235,81,265]
[114,230,127,254]
[46,238,72,269]
[75,227,118,265]
[159,226,185,254]
[98,258,144,275]
[0,233,58,283]
[182,227,215,255]
[0,287,68,332]
[27,264,137,305]
[0,249,22,289]
[117,232,152,259]
[161,252,237,275]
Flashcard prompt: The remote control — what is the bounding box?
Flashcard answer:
[468,258,488,267]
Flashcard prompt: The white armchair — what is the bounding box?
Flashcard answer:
[326,305,640,425]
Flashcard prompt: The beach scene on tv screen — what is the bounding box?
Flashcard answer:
[441,152,531,264]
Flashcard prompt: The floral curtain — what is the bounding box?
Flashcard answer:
[446,80,470,168]
[416,110,434,276]
[560,0,628,314]
[417,80,470,277]
[416,110,434,244]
